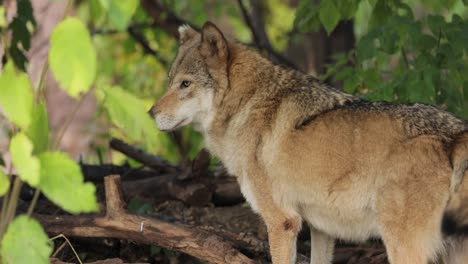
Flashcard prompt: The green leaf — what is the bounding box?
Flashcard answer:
[0,62,33,129]
[0,215,52,264]
[294,0,321,32]
[0,7,7,28]
[369,0,393,27]
[26,103,49,154]
[337,0,359,19]
[99,0,138,30]
[38,152,98,214]
[100,86,158,142]
[0,170,9,197]
[9,132,40,186]
[356,34,376,62]
[427,15,445,32]
[7,0,36,71]
[98,86,175,159]
[49,18,97,98]
[319,0,341,34]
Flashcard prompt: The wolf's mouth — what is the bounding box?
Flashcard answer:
[161,118,187,132]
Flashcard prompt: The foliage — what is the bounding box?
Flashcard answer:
[98,0,138,30]
[38,152,98,214]
[296,0,468,118]
[26,103,49,155]
[98,85,173,158]
[6,0,36,71]
[0,215,52,264]
[0,170,8,196]
[0,62,34,130]
[10,132,40,186]
[49,17,97,98]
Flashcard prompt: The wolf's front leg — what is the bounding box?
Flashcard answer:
[309,225,334,264]
[264,214,302,264]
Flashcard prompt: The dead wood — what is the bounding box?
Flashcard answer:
[122,173,244,206]
[37,175,259,264]
[109,139,178,173]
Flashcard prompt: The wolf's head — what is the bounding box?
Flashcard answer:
[149,22,230,132]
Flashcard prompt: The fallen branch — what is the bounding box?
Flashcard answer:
[80,163,157,182]
[109,139,178,173]
[37,175,257,264]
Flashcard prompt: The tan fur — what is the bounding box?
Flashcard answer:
[150,22,468,264]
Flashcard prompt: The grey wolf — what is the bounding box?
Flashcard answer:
[150,21,468,264]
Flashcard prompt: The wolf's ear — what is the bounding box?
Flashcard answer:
[178,24,198,45]
[199,21,229,65]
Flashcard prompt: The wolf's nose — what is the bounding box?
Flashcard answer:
[148,104,159,118]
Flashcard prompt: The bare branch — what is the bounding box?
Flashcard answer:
[236,0,298,70]
[126,26,170,67]
[109,138,177,172]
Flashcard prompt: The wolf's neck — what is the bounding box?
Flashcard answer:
[226,45,356,112]
[200,44,356,161]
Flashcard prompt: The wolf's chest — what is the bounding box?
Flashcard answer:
[299,202,380,241]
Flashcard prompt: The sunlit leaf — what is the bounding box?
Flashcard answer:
[49,18,97,98]
[0,170,9,197]
[26,103,49,154]
[98,86,175,159]
[10,133,40,187]
[0,7,6,28]
[100,86,155,140]
[0,62,34,130]
[38,152,98,214]
[0,215,52,264]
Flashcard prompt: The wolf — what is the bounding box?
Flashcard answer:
[150,21,468,264]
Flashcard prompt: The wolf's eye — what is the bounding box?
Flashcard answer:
[181,80,191,88]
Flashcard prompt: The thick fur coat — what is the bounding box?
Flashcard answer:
[150,22,468,264]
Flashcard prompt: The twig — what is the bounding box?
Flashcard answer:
[90,23,154,35]
[1,176,23,235]
[401,47,410,69]
[126,26,169,67]
[139,0,197,39]
[50,234,83,264]
[237,0,262,47]
[236,0,298,69]
[26,189,41,216]
[0,161,13,237]
[53,89,91,149]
